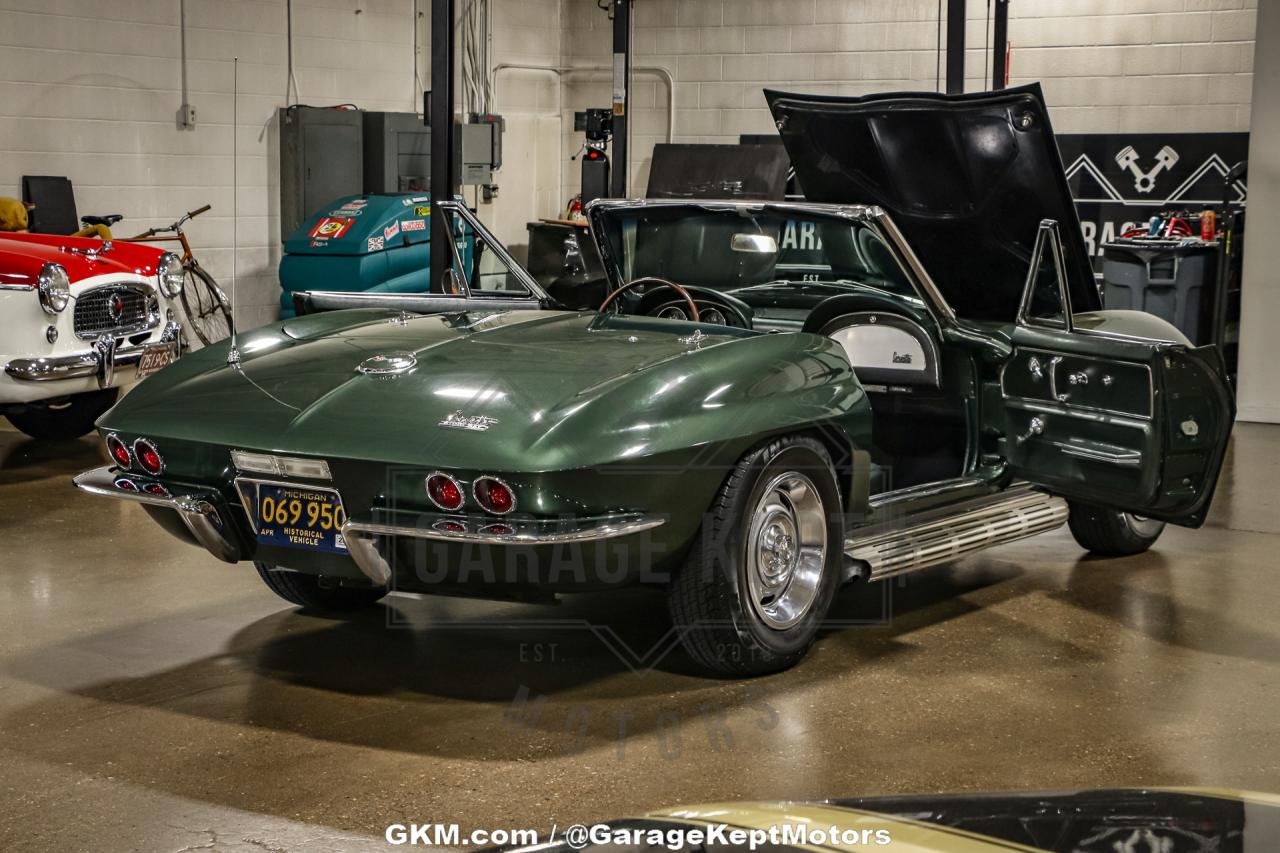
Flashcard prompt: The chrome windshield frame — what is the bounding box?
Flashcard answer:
[584,198,957,323]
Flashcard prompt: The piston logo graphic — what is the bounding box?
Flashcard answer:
[1114,144,1179,193]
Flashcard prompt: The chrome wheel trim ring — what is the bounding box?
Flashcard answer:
[745,471,827,631]
[1124,513,1164,537]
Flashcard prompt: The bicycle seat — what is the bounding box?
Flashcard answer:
[81,214,123,227]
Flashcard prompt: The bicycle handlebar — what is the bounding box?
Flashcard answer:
[171,204,211,231]
[120,203,213,240]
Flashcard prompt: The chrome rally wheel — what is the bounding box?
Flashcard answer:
[668,435,843,676]
[745,472,827,630]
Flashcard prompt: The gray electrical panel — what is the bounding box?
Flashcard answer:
[362,112,431,195]
[278,106,363,240]
[279,107,504,240]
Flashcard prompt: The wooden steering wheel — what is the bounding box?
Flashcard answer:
[598,276,700,322]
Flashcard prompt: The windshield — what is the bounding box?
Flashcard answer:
[593,205,918,300]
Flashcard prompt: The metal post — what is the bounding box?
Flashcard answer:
[992,0,1009,90]
[610,0,631,198]
[946,0,966,95]
[429,0,457,293]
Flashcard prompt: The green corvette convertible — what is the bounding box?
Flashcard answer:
[75,85,1234,675]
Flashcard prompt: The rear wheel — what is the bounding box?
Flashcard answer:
[5,388,119,440]
[180,263,233,347]
[668,435,843,676]
[1068,502,1166,556]
[254,562,387,612]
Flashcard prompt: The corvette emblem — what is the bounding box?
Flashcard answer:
[356,352,416,375]
[439,410,498,431]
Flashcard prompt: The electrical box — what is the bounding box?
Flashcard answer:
[458,122,499,186]
[278,106,364,240]
[362,112,431,194]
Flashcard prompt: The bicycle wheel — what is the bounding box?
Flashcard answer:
[180,262,234,346]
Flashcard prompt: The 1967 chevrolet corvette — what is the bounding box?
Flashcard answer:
[74,85,1234,675]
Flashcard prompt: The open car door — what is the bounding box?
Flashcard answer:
[999,221,1234,527]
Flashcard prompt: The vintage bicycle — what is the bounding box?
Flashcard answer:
[99,205,234,346]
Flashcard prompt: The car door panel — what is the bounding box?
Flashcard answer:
[994,219,1234,528]
[1002,347,1153,418]
[1002,330,1232,527]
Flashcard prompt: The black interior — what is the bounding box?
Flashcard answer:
[815,310,970,494]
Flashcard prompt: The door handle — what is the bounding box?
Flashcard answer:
[1046,356,1064,401]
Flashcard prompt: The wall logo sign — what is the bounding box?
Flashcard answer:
[309,217,354,240]
[1057,132,1248,256]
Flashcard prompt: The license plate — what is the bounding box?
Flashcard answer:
[245,482,348,553]
[136,343,177,379]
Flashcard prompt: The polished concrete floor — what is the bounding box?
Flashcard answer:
[2,421,1280,851]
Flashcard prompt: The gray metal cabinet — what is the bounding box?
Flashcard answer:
[278,106,363,240]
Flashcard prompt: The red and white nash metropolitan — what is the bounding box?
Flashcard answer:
[0,232,185,439]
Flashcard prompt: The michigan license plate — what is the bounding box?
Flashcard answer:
[245,482,348,553]
[136,343,177,379]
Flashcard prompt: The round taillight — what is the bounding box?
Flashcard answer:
[133,438,163,475]
[106,434,131,468]
[144,482,170,497]
[425,472,465,511]
[114,478,138,491]
[473,476,515,515]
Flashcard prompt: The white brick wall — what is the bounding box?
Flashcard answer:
[0,0,1259,328]
[0,0,562,331]
[559,0,1257,199]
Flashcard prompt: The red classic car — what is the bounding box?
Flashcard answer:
[0,232,185,439]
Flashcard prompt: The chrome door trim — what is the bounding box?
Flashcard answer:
[1016,219,1074,332]
[1053,440,1143,468]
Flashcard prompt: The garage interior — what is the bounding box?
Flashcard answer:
[2,0,1279,850]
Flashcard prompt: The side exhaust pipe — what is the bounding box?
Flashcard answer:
[846,490,1069,581]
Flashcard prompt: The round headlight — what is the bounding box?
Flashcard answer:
[157,252,184,297]
[36,263,70,315]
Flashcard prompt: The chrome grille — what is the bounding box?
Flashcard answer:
[73,284,156,340]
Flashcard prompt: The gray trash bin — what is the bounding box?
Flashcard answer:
[1101,239,1218,345]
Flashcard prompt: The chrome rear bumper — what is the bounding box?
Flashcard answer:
[340,514,667,587]
[6,323,181,387]
[74,463,664,587]
[73,465,240,562]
